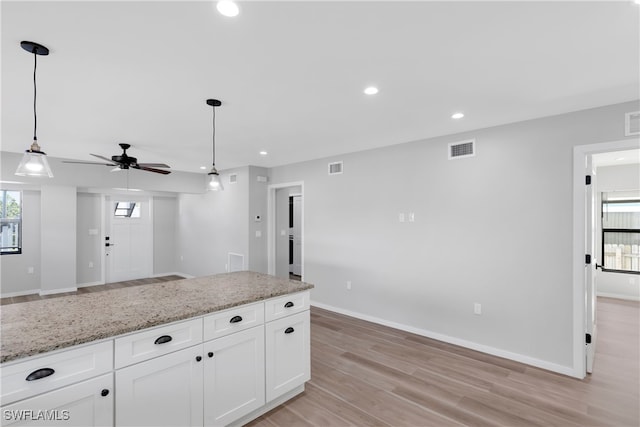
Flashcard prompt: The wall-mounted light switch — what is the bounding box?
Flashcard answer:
[255,230,262,238]
[474,303,482,315]
[408,212,415,222]
[27,267,34,274]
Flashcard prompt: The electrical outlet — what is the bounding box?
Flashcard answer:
[474,303,482,315]
[89,261,94,268]
[255,230,262,237]
[346,281,352,290]
[27,267,34,274]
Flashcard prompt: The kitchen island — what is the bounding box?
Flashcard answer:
[1,271,313,426]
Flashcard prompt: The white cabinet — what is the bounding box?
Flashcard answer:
[203,326,265,426]
[116,345,204,427]
[1,374,113,427]
[265,310,310,402]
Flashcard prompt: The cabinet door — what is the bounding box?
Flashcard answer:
[116,346,203,427]
[1,373,113,427]
[265,311,310,402]
[203,326,265,427]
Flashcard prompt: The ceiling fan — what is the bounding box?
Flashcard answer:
[63,143,171,175]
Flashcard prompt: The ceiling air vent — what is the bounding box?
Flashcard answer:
[229,173,237,184]
[625,111,640,136]
[448,139,476,159]
[328,161,343,175]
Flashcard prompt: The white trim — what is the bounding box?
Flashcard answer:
[0,289,41,298]
[267,181,305,281]
[597,292,640,302]
[40,287,77,296]
[572,138,640,379]
[173,272,195,279]
[311,301,577,378]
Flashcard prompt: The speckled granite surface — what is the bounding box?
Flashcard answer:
[0,272,313,364]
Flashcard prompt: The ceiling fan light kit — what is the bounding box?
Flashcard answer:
[207,98,224,192]
[15,41,54,178]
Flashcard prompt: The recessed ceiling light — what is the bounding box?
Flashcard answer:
[217,1,239,17]
[616,157,625,161]
[259,151,268,156]
[200,166,207,170]
[451,112,464,119]
[364,86,379,95]
[634,0,640,5]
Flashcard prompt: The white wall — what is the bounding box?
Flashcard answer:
[40,185,76,294]
[248,166,268,273]
[595,163,640,300]
[177,168,250,277]
[269,100,640,371]
[0,190,41,296]
[153,196,178,275]
[76,193,102,285]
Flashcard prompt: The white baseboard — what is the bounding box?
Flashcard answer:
[597,292,640,302]
[40,287,77,296]
[152,272,189,278]
[77,280,104,288]
[311,301,580,379]
[0,289,40,298]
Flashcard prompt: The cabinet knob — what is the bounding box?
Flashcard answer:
[208,352,214,358]
[230,315,243,324]
[101,389,109,397]
[25,368,55,381]
[196,356,202,362]
[284,301,294,308]
[284,327,295,334]
[154,335,173,345]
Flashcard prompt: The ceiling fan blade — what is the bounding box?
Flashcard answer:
[90,153,117,163]
[135,165,172,175]
[63,160,116,166]
[137,163,171,168]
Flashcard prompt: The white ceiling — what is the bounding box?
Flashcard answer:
[2,1,639,173]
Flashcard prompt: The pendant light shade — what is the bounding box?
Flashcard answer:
[15,41,53,178]
[206,99,223,191]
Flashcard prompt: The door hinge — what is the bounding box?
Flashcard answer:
[585,175,591,185]
[585,254,591,264]
[586,333,592,344]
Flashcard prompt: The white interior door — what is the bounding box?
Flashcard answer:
[290,195,302,276]
[106,197,152,283]
[585,158,597,373]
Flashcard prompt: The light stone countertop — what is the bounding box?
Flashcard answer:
[0,271,313,364]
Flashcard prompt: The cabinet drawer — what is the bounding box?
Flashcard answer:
[1,341,113,406]
[115,318,203,369]
[203,302,264,341]
[264,291,310,322]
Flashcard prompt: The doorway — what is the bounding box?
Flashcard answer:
[105,196,153,283]
[573,138,640,378]
[267,182,304,281]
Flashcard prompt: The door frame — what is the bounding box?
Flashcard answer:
[267,181,304,280]
[572,138,639,378]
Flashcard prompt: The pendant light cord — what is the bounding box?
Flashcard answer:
[33,52,38,141]
[211,106,216,167]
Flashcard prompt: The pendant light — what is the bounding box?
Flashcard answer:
[15,41,53,178]
[206,99,223,191]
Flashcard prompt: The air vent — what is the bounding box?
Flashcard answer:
[328,161,343,175]
[228,253,245,272]
[229,174,237,184]
[625,111,640,136]
[448,139,475,159]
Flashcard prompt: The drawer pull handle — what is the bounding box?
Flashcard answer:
[284,301,294,308]
[154,335,173,345]
[285,327,295,334]
[230,315,243,323]
[25,368,55,381]
[101,389,109,397]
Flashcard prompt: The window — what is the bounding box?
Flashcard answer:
[1,190,22,255]
[114,202,141,218]
[601,197,640,274]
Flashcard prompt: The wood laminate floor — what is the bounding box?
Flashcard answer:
[248,297,639,427]
[0,275,185,305]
